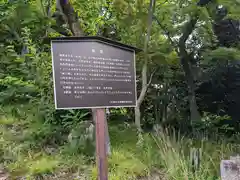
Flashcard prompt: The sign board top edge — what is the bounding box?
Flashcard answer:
[50,36,142,53]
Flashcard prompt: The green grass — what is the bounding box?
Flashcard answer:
[151,128,239,180]
[1,105,240,179]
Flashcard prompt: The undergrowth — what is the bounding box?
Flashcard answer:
[0,105,240,179]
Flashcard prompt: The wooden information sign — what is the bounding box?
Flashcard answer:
[51,36,138,109]
[50,36,140,180]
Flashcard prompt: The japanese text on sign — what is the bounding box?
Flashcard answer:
[51,40,136,109]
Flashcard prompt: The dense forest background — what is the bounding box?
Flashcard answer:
[0,0,240,179]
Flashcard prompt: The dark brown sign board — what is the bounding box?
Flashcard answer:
[50,36,140,109]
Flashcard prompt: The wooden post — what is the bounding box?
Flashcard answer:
[106,108,111,156]
[94,108,108,180]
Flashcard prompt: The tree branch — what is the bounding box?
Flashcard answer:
[178,13,199,84]
[179,14,199,53]
[58,0,85,36]
[153,15,179,53]
[147,68,157,87]
[46,0,52,17]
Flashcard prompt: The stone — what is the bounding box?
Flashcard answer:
[220,160,240,180]
[0,166,9,180]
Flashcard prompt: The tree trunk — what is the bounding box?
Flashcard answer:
[160,82,168,123]
[154,13,201,122]
[135,106,141,129]
[181,57,201,122]
[135,0,155,130]
[179,13,201,122]
[135,60,148,129]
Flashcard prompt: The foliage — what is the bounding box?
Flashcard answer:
[193,112,233,134]
[203,47,240,63]
[0,0,240,179]
[66,120,95,156]
[0,0,239,129]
